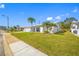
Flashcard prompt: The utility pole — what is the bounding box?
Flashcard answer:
[1,15,9,32]
[6,16,9,29]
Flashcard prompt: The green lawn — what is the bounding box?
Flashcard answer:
[11,32,79,56]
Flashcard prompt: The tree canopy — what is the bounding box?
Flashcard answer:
[60,17,78,31]
[27,17,36,25]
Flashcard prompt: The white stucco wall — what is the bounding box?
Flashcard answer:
[77,29,79,35]
[23,28,31,32]
[40,27,43,33]
[23,26,59,33]
[72,24,77,29]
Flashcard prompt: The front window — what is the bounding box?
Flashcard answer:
[36,27,40,32]
[77,26,79,29]
[72,26,76,29]
[73,30,77,34]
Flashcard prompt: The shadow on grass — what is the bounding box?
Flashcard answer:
[54,31,66,35]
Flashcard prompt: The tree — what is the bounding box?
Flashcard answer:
[64,17,77,30]
[60,22,67,32]
[42,21,56,32]
[27,17,36,32]
[64,17,77,23]
[60,17,78,31]
[43,21,50,31]
[9,26,17,32]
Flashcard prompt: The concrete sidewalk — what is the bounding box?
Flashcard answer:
[4,33,47,56]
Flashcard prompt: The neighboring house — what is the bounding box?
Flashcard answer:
[71,21,79,35]
[23,27,31,32]
[23,24,61,33]
[49,26,60,33]
[23,26,44,33]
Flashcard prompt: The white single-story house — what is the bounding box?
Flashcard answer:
[23,24,61,33]
[71,21,79,36]
[23,27,31,32]
[23,26,44,33]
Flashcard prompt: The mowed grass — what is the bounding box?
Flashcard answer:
[11,32,79,56]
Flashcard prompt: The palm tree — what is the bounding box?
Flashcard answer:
[43,21,50,31]
[27,17,36,32]
[49,22,56,30]
[42,21,56,32]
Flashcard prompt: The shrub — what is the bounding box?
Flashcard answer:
[44,31,49,33]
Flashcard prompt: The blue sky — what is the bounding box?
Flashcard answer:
[0,3,79,27]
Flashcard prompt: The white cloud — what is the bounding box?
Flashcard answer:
[0,4,5,8]
[47,17,53,21]
[72,8,78,13]
[55,16,61,20]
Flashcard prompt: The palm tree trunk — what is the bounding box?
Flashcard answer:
[31,23,33,32]
[47,27,48,31]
